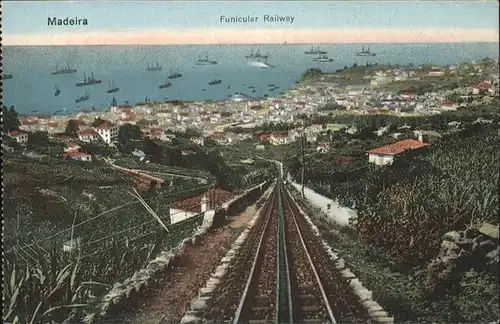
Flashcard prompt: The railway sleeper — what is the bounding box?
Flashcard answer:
[300,305,325,313]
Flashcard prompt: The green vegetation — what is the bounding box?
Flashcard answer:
[289,123,499,268]
[2,105,21,133]
[3,155,210,323]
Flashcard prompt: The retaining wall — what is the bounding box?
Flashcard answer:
[211,180,270,228]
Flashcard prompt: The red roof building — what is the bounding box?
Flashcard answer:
[367,139,429,166]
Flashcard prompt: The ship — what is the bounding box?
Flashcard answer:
[305,46,327,55]
[168,68,182,79]
[208,77,222,85]
[3,74,13,79]
[107,81,120,93]
[54,84,61,96]
[52,64,77,75]
[75,92,90,103]
[356,45,376,56]
[196,55,217,65]
[76,72,102,87]
[147,63,162,71]
[313,54,334,62]
[245,49,268,59]
[159,81,172,89]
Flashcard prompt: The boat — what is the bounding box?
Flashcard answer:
[3,74,13,79]
[305,46,327,55]
[76,72,102,87]
[159,81,172,89]
[168,68,182,79]
[107,81,120,93]
[268,84,276,87]
[208,78,222,85]
[196,55,217,65]
[54,84,61,96]
[256,58,275,68]
[356,45,376,56]
[52,64,77,75]
[313,54,334,62]
[245,49,268,59]
[147,63,162,71]
[75,92,90,103]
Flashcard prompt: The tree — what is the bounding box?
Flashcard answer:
[65,120,80,136]
[91,117,107,127]
[2,105,20,133]
[27,131,49,146]
[118,123,142,144]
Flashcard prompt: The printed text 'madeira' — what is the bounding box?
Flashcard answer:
[220,15,295,24]
[48,17,88,26]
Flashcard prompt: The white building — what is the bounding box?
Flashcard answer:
[78,129,99,142]
[8,130,29,144]
[367,138,429,166]
[95,122,119,144]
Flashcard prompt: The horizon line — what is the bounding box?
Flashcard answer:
[3,41,500,46]
[3,28,499,46]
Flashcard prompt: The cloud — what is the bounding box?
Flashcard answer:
[3,27,499,45]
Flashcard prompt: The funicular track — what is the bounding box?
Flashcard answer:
[201,180,372,324]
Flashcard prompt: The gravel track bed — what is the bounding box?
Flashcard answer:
[285,192,373,323]
[204,192,277,321]
[283,201,327,321]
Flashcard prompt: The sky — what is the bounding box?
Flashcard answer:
[3,1,499,45]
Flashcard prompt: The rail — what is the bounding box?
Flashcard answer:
[281,184,337,324]
[232,186,277,324]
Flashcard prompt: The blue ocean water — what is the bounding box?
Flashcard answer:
[2,43,499,115]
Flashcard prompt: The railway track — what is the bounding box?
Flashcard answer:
[199,180,372,324]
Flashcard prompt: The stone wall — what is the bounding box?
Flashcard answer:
[211,181,270,228]
[425,223,499,293]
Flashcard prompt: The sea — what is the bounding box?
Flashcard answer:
[2,43,499,116]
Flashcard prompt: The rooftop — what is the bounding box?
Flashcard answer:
[367,139,429,156]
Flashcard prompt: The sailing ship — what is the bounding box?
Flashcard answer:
[54,84,61,96]
[313,54,334,62]
[305,46,327,55]
[75,92,90,103]
[147,63,162,71]
[356,45,376,56]
[107,81,120,93]
[168,68,182,79]
[245,49,268,59]
[52,64,77,75]
[208,77,222,85]
[76,72,102,87]
[3,74,13,79]
[159,81,172,89]
[196,55,217,65]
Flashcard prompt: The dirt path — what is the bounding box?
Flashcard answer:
[108,204,260,324]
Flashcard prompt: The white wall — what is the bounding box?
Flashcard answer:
[368,153,394,166]
[288,176,355,227]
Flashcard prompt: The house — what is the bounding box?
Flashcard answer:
[440,101,458,111]
[63,151,92,162]
[471,82,493,95]
[316,143,330,153]
[95,122,119,144]
[269,131,294,145]
[8,130,29,144]
[367,138,429,166]
[428,68,445,77]
[78,129,99,142]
